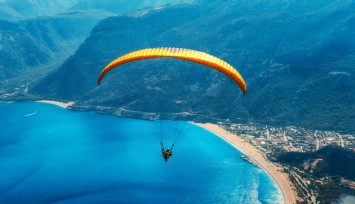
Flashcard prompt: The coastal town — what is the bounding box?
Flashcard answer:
[215,122,355,203]
[219,122,355,154]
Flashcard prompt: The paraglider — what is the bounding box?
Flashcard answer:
[161,142,173,162]
[97,47,247,161]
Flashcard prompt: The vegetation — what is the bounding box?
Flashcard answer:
[24,1,355,134]
[275,146,355,203]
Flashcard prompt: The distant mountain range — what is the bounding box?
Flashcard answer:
[0,0,78,20]
[0,0,192,97]
[0,0,193,20]
[1,0,354,134]
[0,13,100,78]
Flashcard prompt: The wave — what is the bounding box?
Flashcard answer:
[24,111,37,117]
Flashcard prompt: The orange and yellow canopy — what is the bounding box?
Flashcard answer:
[98,47,247,95]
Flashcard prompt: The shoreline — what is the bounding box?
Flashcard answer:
[36,100,75,108]
[30,101,297,203]
[194,123,297,204]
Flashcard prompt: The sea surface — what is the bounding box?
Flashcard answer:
[0,102,282,203]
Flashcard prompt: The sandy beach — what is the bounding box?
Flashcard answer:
[37,100,75,108]
[195,123,297,204]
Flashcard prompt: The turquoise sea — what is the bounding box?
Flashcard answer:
[0,102,282,203]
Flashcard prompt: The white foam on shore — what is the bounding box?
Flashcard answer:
[193,122,293,204]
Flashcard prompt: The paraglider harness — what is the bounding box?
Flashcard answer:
[161,142,174,162]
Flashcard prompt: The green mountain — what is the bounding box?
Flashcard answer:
[1,0,199,100]
[0,12,107,99]
[28,1,355,133]
[276,145,355,179]
[275,145,355,203]
[0,19,51,79]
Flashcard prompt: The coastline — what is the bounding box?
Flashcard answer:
[194,123,297,204]
[29,101,297,203]
[36,100,75,108]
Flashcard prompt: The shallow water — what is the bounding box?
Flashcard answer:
[0,102,282,203]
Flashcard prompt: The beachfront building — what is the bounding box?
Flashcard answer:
[220,122,354,154]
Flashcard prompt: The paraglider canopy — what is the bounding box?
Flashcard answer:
[97,47,247,95]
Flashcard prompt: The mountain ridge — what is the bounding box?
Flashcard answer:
[3,0,354,134]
